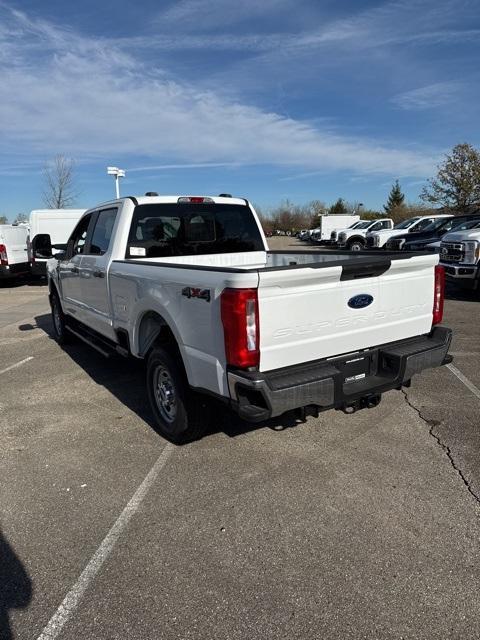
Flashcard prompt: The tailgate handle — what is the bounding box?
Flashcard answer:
[341,261,390,281]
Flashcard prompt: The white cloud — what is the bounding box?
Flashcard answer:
[0,5,438,177]
[156,0,290,31]
[392,82,463,110]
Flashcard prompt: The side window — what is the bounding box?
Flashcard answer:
[381,220,391,229]
[413,218,434,232]
[88,208,118,255]
[67,214,93,258]
[370,222,382,232]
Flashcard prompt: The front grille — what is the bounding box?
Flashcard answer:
[338,233,346,243]
[440,242,464,263]
[386,238,403,250]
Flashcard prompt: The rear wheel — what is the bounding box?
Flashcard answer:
[146,346,208,444]
[348,239,364,251]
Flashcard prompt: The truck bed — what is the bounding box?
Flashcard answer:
[115,249,427,272]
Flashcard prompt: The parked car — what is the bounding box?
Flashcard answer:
[336,218,394,251]
[366,214,453,249]
[384,215,480,252]
[37,193,452,443]
[29,209,86,276]
[439,218,480,292]
[0,224,30,280]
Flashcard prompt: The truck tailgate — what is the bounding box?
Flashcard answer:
[257,254,438,372]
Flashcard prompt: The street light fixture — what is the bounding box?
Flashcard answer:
[107,166,126,199]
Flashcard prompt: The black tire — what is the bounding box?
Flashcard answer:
[50,290,71,345]
[146,346,208,444]
[348,239,364,252]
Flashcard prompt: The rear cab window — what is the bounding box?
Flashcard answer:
[126,203,264,258]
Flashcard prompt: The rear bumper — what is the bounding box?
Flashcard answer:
[228,326,452,422]
[0,262,30,279]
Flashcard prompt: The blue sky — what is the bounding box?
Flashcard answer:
[1,0,479,219]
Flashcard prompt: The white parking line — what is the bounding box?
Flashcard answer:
[0,356,34,375]
[36,443,174,640]
[447,363,480,402]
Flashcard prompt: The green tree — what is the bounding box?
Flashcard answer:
[384,180,405,214]
[329,198,347,214]
[0,215,8,224]
[421,143,480,212]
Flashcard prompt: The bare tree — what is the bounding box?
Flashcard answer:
[42,155,77,209]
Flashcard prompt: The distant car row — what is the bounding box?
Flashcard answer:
[0,209,85,281]
[298,212,480,293]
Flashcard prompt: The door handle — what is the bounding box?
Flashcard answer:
[93,269,105,278]
[70,266,79,274]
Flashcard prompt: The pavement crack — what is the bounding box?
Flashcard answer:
[402,389,480,505]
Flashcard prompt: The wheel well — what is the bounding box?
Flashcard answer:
[347,236,365,245]
[137,311,180,359]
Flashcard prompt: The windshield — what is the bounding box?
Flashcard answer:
[126,203,265,258]
[349,221,364,229]
[353,221,371,229]
[394,217,421,230]
[453,218,480,231]
[422,218,454,233]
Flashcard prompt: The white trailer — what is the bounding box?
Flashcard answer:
[310,214,360,243]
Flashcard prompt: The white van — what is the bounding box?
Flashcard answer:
[29,209,86,276]
[0,225,30,280]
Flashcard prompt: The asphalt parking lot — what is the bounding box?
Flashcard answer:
[1,241,480,640]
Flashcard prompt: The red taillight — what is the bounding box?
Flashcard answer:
[432,265,445,325]
[0,244,8,266]
[221,288,260,368]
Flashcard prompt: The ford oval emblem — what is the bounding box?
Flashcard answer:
[348,294,374,309]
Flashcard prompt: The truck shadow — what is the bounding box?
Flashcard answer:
[445,283,479,302]
[0,528,32,640]
[30,313,300,442]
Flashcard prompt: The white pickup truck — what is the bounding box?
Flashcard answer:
[439,220,480,292]
[336,218,394,251]
[40,194,452,443]
[366,214,453,248]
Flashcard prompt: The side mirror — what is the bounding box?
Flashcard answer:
[31,234,52,259]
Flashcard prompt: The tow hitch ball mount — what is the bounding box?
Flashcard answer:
[342,394,382,414]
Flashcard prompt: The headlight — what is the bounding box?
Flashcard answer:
[462,240,480,264]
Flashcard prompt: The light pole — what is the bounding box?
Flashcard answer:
[107,166,125,198]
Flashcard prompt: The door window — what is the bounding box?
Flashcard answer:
[88,208,118,255]
[67,214,93,258]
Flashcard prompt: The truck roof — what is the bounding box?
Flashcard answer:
[91,195,249,209]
